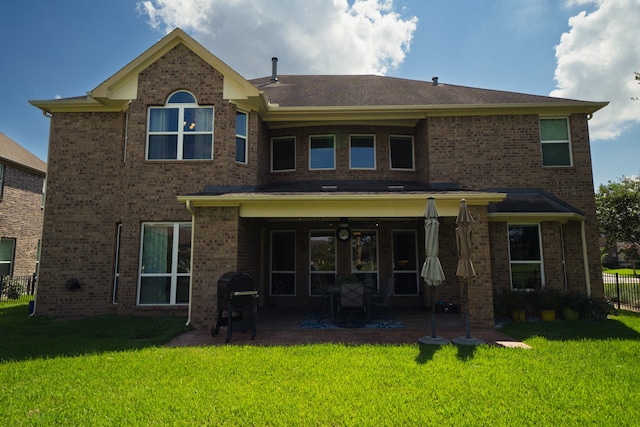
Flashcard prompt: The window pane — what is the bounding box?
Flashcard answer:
[394,272,419,295]
[139,277,171,304]
[149,108,178,132]
[542,143,571,166]
[271,231,295,271]
[511,264,542,290]
[236,137,246,163]
[393,231,417,270]
[142,225,172,274]
[168,91,196,104]
[183,135,212,159]
[272,137,295,171]
[350,135,375,169]
[236,111,247,137]
[390,136,413,169]
[310,232,336,272]
[177,224,191,273]
[271,272,295,295]
[310,136,335,169]
[352,231,377,272]
[509,226,540,261]
[184,108,213,132]
[176,276,190,304]
[540,118,568,141]
[148,135,178,159]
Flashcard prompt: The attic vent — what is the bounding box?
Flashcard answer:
[321,185,337,191]
[432,76,439,86]
[387,185,405,190]
[271,57,279,82]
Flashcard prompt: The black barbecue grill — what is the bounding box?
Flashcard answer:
[212,272,259,343]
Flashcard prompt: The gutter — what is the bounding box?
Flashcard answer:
[185,200,195,327]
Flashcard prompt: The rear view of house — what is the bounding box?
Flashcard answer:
[0,132,46,284]
[30,29,606,328]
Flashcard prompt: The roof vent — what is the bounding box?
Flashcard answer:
[271,57,279,82]
[432,76,439,86]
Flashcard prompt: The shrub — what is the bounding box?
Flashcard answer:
[2,278,23,300]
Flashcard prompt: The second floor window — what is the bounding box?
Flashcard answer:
[236,110,248,163]
[309,135,335,170]
[540,117,572,167]
[272,137,296,172]
[389,135,414,170]
[350,135,375,169]
[147,91,214,160]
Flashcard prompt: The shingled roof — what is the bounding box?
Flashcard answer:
[249,74,604,109]
[0,132,47,174]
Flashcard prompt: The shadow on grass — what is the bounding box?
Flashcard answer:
[415,341,480,364]
[0,303,188,362]
[500,311,640,342]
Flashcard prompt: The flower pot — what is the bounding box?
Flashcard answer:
[540,309,556,322]
[511,309,526,322]
[562,307,579,321]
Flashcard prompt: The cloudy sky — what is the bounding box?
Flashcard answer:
[1,0,639,189]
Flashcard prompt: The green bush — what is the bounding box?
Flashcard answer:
[2,278,23,300]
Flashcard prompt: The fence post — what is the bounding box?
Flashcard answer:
[615,273,621,310]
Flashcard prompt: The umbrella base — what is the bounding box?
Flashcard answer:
[452,336,486,346]
[417,336,450,345]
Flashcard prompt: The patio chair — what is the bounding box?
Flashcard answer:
[367,277,395,320]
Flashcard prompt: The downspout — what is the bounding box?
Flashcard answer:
[185,199,195,327]
[560,222,568,291]
[581,219,591,296]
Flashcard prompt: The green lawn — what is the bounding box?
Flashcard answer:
[2,302,640,426]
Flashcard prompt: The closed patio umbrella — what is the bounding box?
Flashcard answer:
[452,199,485,345]
[418,198,449,345]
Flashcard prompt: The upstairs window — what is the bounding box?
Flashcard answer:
[309,135,335,170]
[389,135,414,170]
[540,118,572,167]
[271,137,296,172]
[147,91,214,160]
[236,110,248,163]
[350,135,376,169]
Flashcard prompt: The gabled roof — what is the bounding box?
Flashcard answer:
[0,132,47,174]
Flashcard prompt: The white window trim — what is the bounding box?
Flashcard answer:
[137,222,191,305]
[236,109,248,164]
[349,134,377,170]
[271,136,296,172]
[389,135,415,171]
[309,134,336,170]
[146,91,214,161]
[507,223,545,290]
[540,117,573,167]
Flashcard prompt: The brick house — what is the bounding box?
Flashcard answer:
[30,29,606,328]
[0,132,46,280]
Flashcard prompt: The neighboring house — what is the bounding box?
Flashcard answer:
[0,132,46,279]
[29,29,607,328]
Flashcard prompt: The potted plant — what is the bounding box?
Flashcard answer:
[562,292,590,321]
[537,288,562,321]
[500,289,527,322]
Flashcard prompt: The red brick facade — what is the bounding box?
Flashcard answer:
[31,31,604,329]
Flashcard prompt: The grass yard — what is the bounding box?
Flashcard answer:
[2,303,640,426]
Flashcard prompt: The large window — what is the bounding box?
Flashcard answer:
[309,135,335,170]
[236,110,248,163]
[351,230,378,286]
[147,91,214,160]
[389,135,414,170]
[271,231,296,295]
[350,135,376,169]
[138,223,191,305]
[271,137,296,172]
[392,230,419,295]
[540,118,572,167]
[309,231,336,296]
[0,238,15,276]
[508,224,544,290]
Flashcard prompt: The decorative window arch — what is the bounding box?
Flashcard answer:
[146,90,214,160]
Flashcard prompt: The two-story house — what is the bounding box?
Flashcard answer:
[0,132,46,281]
[30,29,606,328]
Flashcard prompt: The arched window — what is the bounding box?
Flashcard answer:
[146,91,214,160]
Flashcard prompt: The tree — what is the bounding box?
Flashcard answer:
[596,176,640,271]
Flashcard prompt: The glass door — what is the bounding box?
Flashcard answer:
[392,230,419,295]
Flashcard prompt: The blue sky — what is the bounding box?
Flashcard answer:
[1,0,638,189]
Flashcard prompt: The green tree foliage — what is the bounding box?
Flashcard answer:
[596,176,640,267]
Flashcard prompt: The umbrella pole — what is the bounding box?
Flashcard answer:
[431,286,436,338]
[464,280,471,339]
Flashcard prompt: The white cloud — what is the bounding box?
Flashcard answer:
[136,0,417,77]
[551,0,640,140]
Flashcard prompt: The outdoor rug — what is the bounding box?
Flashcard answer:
[300,312,406,329]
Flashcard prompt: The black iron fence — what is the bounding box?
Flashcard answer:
[603,272,640,311]
[0,275,36,305]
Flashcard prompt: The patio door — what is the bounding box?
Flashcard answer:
[392,230,419,295]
